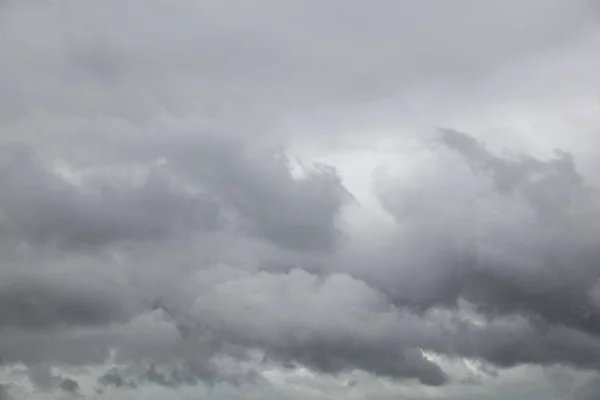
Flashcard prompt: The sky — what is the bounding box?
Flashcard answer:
[1,0,600,399]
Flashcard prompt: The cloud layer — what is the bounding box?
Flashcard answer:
[2,125,600,392]
[1,1,600,399]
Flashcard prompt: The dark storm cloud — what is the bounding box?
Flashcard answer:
[328,129,600,372]
[0,126,351,374]
[0,120,349,253]
[352,129,599,313]
[59,378,80,393]
[98,370,138,389]
[2,129,600,387]
[1,0,600,395]
[436,129,600,336]
[209,159,349,252]
[175,269,600,383]
[163,269,451,384]
[0,276,131,329]
[0,313,176,366]
[0,144,220,251]
[151,133,350,251]
[268,344,447,386]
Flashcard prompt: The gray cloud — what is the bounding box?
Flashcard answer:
[0,385,10,400]
[98,370,138,390]
[1,0,600,397]
[2,121,600,388]
[0,129,348,253]
[574,375,600,400]
[436,130,599,336]
[26,364,58,390]
[0,125,351,378]
[333,129,600,369]
[0,144,220,251]
[187,269,448,384]
[60,378,80,393]
[0,275,131,329]
[0,0,597,128]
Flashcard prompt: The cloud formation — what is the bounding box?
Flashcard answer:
[2,125,600,393]
[1,1,600,399]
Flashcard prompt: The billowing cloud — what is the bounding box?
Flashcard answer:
[4,125,600,387]
[364,129,599,322]
[1,1,600,399]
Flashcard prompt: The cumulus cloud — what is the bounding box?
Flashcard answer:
[338,129,600,367]
[368,129,600,322]
[0,124,353,374]
[1,0,600,399]
[0,144,221,251]
[4,124,600,387]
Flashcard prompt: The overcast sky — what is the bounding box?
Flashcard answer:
[1,1,600,399]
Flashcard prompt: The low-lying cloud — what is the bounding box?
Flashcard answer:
[1,126,600,392]
[1,1,599,398]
